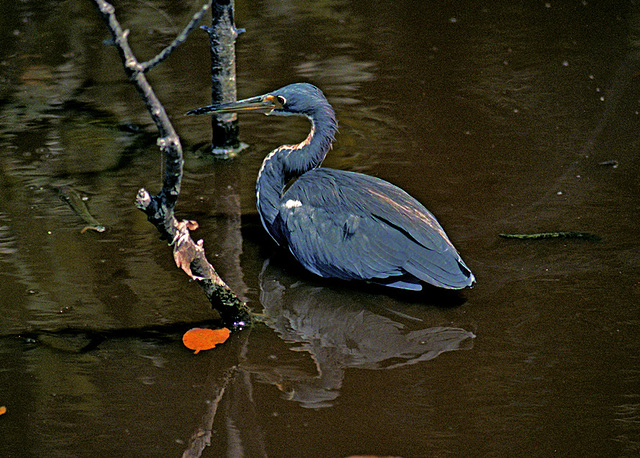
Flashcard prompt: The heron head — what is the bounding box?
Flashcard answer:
[186,83,328,117]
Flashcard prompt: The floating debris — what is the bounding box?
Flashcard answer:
[57,186,106,233]
[182,327,230,354]
[499,232,602,241]
[598,160,618,168]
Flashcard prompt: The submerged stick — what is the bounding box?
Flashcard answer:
[499,232,602,241]
[58,185,106,233]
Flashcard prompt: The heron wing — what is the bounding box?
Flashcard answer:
[275,168,473,290]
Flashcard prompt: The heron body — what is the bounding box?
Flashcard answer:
[187,83,475,291]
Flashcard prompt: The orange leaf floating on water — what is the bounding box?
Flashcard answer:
[0,406,6,415]
[182,328,230,354]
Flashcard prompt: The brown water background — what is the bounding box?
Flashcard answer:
[1,0,639,456]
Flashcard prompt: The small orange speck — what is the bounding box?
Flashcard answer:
[0,406,7,415]
[182,328,230,354]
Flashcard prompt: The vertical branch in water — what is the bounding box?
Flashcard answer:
[203,0,244,157]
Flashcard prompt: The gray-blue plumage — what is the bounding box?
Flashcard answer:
[272,168,473,290]
[187,83,475,290]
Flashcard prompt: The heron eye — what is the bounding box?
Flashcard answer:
[276,96,286,106]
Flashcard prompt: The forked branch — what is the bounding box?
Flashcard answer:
[92,0,250,330]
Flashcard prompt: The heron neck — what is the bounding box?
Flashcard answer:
[256,106,338,240]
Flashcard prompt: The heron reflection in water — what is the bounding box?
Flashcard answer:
[187,83,475,291]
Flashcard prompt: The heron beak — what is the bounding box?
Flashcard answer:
[186,94,282,116]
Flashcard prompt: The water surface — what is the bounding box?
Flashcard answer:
[1,0,639,456]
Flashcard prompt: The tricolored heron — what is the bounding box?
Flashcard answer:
[187,83,475,291]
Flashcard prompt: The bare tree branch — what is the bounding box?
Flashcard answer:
[92,0,250,330]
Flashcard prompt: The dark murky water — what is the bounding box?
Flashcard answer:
[1,0,640,456]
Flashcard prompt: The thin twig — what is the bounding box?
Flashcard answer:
[141,1,214,73]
